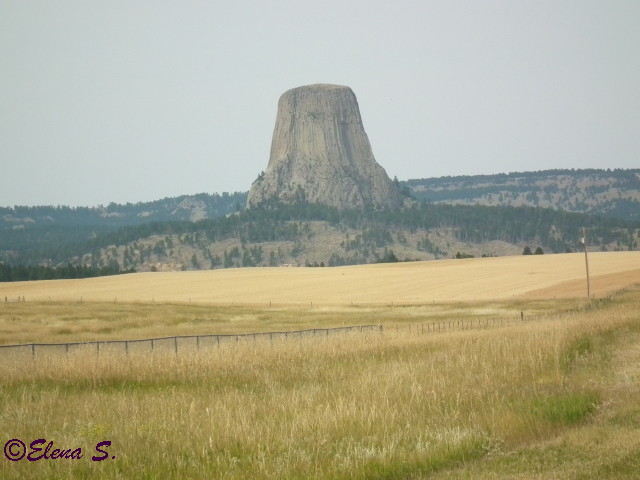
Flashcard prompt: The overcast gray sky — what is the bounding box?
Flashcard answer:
[1,1,638,207]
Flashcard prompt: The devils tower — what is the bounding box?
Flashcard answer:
[247,84,402,209]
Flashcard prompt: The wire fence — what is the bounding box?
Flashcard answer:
[391,315,523,335]
[0,312,542,358]
[0,324,384,358]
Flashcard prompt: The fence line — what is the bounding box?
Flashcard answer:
[0,312,545,357]
[0,324,383,357]
[392,316,513,335]
[392,312,564,335]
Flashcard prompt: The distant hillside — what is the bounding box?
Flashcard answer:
[1,192,246,229]
[0,192,246,265]
[2,200,638,276]
[1,169,639,275]
[403,169,640,221]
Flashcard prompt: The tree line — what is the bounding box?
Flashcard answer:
[1,200,638,270]
[0,263,134,282]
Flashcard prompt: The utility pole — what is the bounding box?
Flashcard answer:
[582,228,591,300]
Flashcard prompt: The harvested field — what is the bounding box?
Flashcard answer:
[1,252,638,305]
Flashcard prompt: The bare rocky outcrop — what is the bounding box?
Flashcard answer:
[247,84,402,209]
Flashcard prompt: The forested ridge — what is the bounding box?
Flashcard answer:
[0,192,246,268]
[0,263,134,282]
[1,169,638,277]
[1,200,638,277]
[0,192,246,229]
[404,168,640,221]
[89,201,639,253]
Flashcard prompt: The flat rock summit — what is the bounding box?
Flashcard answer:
[247,84,402,210]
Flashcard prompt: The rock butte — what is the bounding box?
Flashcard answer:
[247,84,402,210]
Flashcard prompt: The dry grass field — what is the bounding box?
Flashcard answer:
[2,251,639,306]
[1,252,639,479]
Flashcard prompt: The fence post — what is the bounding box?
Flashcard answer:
[125,341,128,355]
[174,337,178,354]
[32,344,35,357]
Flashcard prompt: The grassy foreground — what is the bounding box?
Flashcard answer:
[1,288,640,479]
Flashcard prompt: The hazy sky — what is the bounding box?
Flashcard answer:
[1,1,638,207]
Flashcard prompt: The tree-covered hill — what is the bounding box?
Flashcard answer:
[403,168,640,221]
[1,192,247,230]
[2,200,638,276]
[0,192,247,265]
[1,169,638,276]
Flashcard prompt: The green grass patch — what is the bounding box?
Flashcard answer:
[531,391,599,426]
[561,336,595,371]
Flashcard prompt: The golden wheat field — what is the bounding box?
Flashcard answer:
[2,251,639,305]
[1,252,640,480]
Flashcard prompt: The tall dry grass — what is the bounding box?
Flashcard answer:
[0,297,582,346]
[1,289,639,479]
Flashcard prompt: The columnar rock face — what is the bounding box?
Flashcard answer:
[247,84,402,209]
